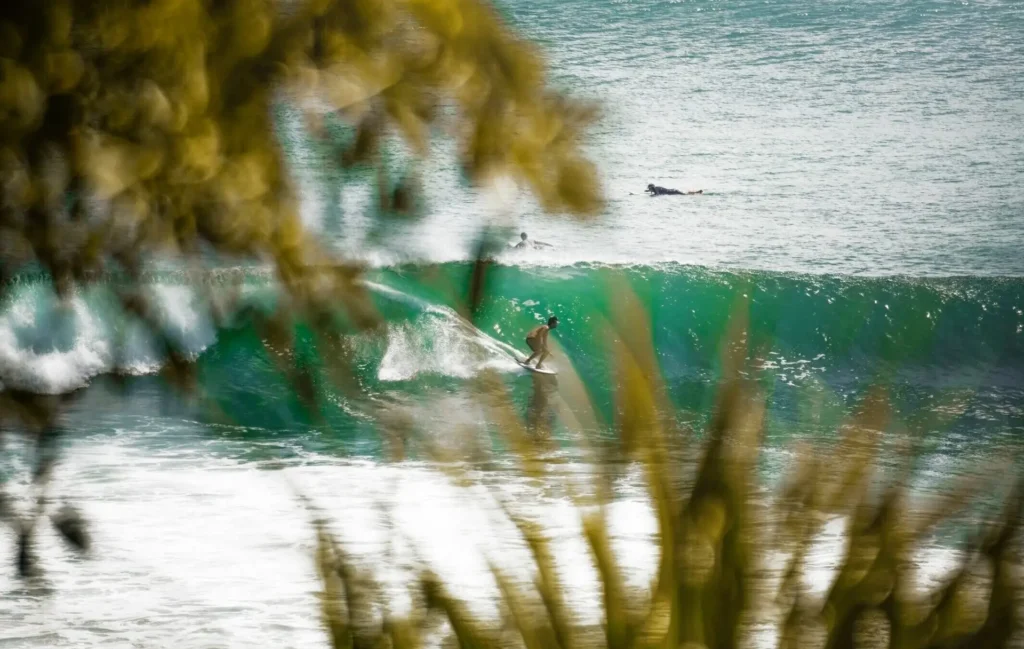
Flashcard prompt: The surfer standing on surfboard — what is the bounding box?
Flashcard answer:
[523,316,558,370]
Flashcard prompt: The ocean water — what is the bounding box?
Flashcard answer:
[2,0,1023,646]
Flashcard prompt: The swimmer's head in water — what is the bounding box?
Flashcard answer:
[521,232,528,240]
[547,316,558,329]
[647,183,655,191]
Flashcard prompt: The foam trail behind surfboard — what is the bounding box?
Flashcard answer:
[363,281,524,381]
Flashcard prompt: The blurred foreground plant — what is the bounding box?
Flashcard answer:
[0,4,1019,649]
[312,289,1022,649]
[1,0,603,573]
[0,0,605,390]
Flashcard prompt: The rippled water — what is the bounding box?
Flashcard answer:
[3,0,1023,646]
[302,0,1024,275]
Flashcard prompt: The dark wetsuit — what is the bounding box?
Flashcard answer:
[645,185,702,196]
[647,185,683,195]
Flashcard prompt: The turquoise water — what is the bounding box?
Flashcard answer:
[2,0,1023,646]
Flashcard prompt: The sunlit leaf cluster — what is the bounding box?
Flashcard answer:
[0,0,603,580]
[0,0,603,291]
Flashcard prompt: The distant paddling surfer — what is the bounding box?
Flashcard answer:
[514,232,554,249]
[522,316,558,369]
[645,183,703,196]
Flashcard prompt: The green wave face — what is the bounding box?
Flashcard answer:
[183,263,1024,448]
[3,264,1023,454]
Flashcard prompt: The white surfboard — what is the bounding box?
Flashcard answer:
[517,359,557,375]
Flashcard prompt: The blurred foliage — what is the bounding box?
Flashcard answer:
[0,0,605,384]
[0,0,603,575]
[313,288,1022,649]
[0,3,1020,649]
[0,0,603,287]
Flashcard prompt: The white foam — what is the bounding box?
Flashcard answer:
[377,306,521,382]
[145,283,217,355]
[0,281,217,394]
[0,289,111,393]
[363,281,523,382]
[4,440,974,649]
